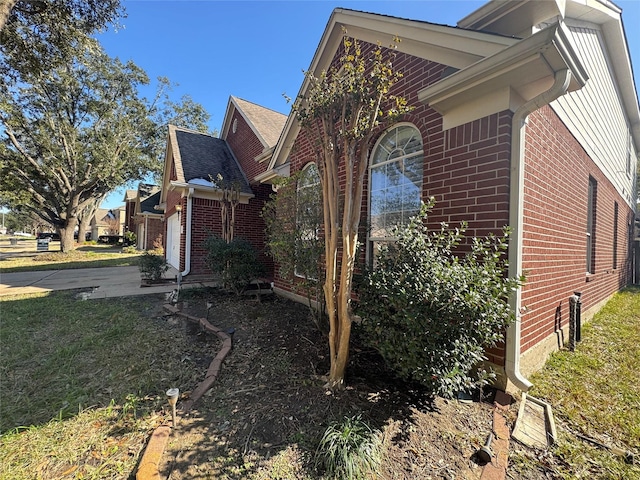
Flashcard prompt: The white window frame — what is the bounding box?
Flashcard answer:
[367,123,424,263]
[295,162,321,279]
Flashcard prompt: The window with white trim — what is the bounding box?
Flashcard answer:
[295,163,322,278]
[368,124,423,260]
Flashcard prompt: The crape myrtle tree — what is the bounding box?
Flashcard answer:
[0,41,210,252]
[289,33,412,389]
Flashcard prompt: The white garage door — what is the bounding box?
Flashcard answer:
[166,213,180,269]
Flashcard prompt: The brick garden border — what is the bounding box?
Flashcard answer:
[135,303,233,480]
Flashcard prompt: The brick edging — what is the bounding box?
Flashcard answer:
[480,390,512,480]
[136,303,232,480]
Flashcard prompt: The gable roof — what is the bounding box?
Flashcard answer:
[221,96,287,149]
[162,125,252,197]
[259,1,638,182]
[261,8,520,181]
[123,189,137,202]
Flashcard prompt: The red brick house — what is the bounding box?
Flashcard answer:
[157,98,287,276]
[157,0,638,391]
[256,0,638,391]
[123,184,163,250]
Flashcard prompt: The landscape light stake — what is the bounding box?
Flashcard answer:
[476,432,494,464]
[166,388,179,427]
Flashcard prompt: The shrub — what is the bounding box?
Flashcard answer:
[262,171,325,329]
[356,200,524,398]
[123,231,136,247]
[203,236,265,295]
[315,414,382,480]
[137,251,169,281]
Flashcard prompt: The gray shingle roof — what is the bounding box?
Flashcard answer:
[173,127,252,195]
[140,191,161,214]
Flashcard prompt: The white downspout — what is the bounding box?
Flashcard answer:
[181,187,194,277]
[144,215,149,250]
[506,68,572,392]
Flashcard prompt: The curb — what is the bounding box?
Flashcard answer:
[135,303,233,480]
[480,390,512,480]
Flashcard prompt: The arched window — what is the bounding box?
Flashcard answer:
[369,124,423,258]
[295,163,322,278]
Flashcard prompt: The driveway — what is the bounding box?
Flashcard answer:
[0,265,205,299]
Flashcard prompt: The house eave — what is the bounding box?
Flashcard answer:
[418,22,588,128]
[169,180,255,204]
[267,8,520,173]
[256,163,291,185]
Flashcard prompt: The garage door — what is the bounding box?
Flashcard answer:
[166,213,180,269]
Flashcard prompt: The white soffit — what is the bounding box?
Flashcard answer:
[418,23,588,128]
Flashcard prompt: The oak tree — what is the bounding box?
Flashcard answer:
[0,42,209,252]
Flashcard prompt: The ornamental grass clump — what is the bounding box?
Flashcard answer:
[315,414,382,480]
[357,200,524,398]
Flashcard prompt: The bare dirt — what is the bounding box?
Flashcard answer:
[152,287,505,479]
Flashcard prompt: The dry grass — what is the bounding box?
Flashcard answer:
[0,290,219,479]
[0,243,141,272]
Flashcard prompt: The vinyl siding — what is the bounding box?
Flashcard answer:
[551,21,636,207]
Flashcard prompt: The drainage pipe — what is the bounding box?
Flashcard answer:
[505,68,572,392]
[181,187,194,277]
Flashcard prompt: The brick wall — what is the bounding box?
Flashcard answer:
[185,187,274,277]
[519,105,633,353]
[131,216,164,250]
[276,45,512,311]
[225,110,267,182]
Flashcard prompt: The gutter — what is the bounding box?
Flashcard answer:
[181,187,194,277]
[505,68,572,392]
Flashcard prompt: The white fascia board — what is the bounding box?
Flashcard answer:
[169,180,254,205]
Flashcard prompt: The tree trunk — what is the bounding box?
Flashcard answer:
[0,0,17,32]
[59,218,78,253]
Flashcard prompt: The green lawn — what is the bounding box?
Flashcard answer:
[510,287,640,479]
[0,290,212,479]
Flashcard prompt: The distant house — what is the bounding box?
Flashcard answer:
[158,0,638,391]
[90,208,124,240]
[123,183,163,250]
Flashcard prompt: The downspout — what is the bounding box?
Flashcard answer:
[144,215,149,250]
[506,68,572,392]
[181,187,194,277]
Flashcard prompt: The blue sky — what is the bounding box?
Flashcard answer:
[98,0,640,209]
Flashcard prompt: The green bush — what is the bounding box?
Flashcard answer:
[123,231,136,247]
[203,236,265,294]
[315,414,382,480]
[137,251,169,281]
[357,201,524,398]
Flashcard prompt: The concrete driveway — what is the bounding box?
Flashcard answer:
[0,265,206,299]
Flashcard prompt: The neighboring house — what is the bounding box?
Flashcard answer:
[159,0,638,391]
[123,183,163,250]
[157,97,287,275]
[90,208,125,240]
